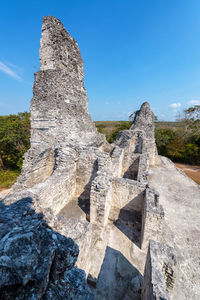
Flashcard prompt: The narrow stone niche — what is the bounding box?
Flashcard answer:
[77,159,98,219]
[58,156,98,222]
[109,179,144,247]
[134,133,143,154]
[123,157,139,181]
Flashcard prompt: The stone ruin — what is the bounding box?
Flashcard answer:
[0,16,200,300]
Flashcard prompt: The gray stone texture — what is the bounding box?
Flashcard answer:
[141,188,164,251]
[148,157,200,299]
[0,196,93,300]
[142,240,176,300]
[14,15,105,192]
[130,102,155,139]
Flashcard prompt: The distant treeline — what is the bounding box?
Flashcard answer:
[0,106,200,171]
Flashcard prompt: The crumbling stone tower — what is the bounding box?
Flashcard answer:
[14,16,105,193]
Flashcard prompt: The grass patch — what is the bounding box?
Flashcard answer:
[0,169,20,190]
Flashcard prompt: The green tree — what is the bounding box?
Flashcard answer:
[183,143,199,164]
[0,112,30,169]
[155,128,175,157]
[167,135,185,161]
[183,105,200,137]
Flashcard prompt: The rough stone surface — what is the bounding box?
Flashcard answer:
[148,157,200,299]
[141,188,164,251]
[95,247,142,300]
[130,102,155,139]
[0,196,93,300]
[142,240,176,300]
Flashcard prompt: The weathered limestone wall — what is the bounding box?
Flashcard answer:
[110,146,124,177]
[148,157,200,299]
[141,188,164,251]
[142,240,176,300]
[90,154,113,229]
[75,148,99,202]
[109,178,144,221]
[15,147,55,189]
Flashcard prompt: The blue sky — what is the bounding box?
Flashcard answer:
[1,0,200,120]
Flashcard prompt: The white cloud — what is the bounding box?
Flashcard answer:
[117,101,120,105]
[187,100,200,106]
[169,102,181,108]
[105,101,110,105]
[0,61,22,80]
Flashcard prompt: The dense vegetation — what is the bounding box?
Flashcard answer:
[0,105,199,189]
[155,106,200,165]
[0,112,30,170]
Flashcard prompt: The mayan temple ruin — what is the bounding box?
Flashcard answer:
[0,16,200,300]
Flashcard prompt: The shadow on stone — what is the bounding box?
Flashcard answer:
[114,209,142,248]
[94,246,142,300]
[78,159,98,219]
[123,157,139,180]
[0,197,93,299]
[113,193,143,248]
